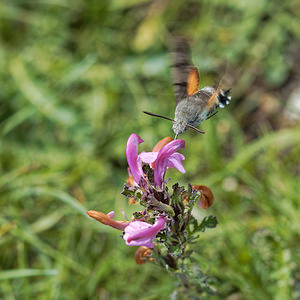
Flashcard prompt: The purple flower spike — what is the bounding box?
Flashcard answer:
[126,134,145,186]
[154,139,185,187]
[123,216,166,248]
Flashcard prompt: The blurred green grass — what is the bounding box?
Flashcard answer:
[1,0,300,299]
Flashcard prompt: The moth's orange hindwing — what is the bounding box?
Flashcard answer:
[206,91,219,110]
[187,67,200,96]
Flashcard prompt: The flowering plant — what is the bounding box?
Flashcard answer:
[88,134,217,298]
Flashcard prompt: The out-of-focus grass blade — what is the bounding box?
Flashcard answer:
[11,186,117,233]
[0,3,53,24]
[30,210,65,233]
[14,186,87,216]
[0,165,35,190]
[205,127,300,185]
[110,0,150,10]
[11,224,89,275]
[0,106,36,136]
[9,58,76,126]
[227,127,300,172]
[204,120,222,170]
[0,221,16,237]
[59,54,97,88]
[0,269,58,281]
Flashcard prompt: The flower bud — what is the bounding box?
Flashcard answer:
[152,137,173,152]
[134,246,154,265]
[126,174,138,204]
[126,174,135,187]
[164,253,177,269]
[192,185,214,209]
[128,197,138,205]
[151,136,173,169]
[87,210,129,230]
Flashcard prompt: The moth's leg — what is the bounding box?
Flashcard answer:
[206,111,218,120]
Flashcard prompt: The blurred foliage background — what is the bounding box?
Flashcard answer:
[0,0,300,299]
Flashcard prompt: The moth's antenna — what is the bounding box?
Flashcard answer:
[143,111,205,135]
[186,124,205,134]
[143,111,174,122]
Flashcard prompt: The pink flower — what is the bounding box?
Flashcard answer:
[123,216,166,248]
[126,134,185,187]
[154,139,185,187]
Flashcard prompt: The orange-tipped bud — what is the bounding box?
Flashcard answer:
[126,174,135,187]
[134,246,154,265]
[152,137,173,168]
[128,197,138,205]
[152,137,173,152]
[87,210,129,230]
[192,185,214,209]
[183,192,189,204]
[125,175,138,204]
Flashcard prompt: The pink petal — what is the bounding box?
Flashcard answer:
[107,211,115,219]
[154,139,185,187]
[139,152,159,164]
[167,153,186,173]
[123,216,166,248]
[124,221,153,247]
[126,134,145,186]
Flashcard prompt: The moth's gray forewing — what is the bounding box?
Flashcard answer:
[171,37,193,104]
[196,89,214,108]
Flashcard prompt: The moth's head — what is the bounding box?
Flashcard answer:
[218,89,232,108]
[172,120,188,137]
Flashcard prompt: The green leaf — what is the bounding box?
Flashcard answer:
[198,216,218,232]
[121,185,137,197]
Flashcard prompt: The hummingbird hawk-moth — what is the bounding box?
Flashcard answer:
[144,37,231,138]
